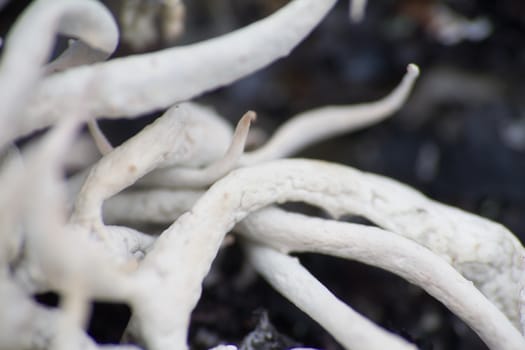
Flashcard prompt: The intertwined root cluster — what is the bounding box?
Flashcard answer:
[0,1,524,350]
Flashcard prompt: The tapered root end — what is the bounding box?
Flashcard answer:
[407,63,420,78]
[349,0,367,23]
[233,111,258,145]
[243,111,257,123]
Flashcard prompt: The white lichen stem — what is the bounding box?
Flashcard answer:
[0,0,118,148]
[132,158,523,349]
[102,189,199,226]
[519,253,525,336]
[72,104,229,227]
[87,119,113,155]
[349,0,368,22]
[239,207,525,350]
[141,111,255,188]
[241,64,419,165]
[19,0,339,139]
[102,156,524,328]
[245,242,417,350]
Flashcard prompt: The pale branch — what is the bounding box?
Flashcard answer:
[71,103,232,231]
[349,0,368,22]
[0,277,140,350]
[245,242,417,350]
[241,64,419,165]
[103,189,200,226]
[140,111,256,188]
[239,207,525,349]
[100,157,523,329]
[87,119,113,155]
[100,162,524,330]
[130,158,524,349]
[122,63,419,189]
[18,0,341,139]
[0,0,118,148]
[521,268,525,334]
[62,133,101,172]
[5,120,81,292]
[44,39,115,75]
[3,123,137,300]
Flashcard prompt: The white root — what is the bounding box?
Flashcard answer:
[0,121,137,349]
[100,152,524,331]
[141,111,256,188]
[0,0,118,148]
[87,119,113,155]
[103,189,201,226]
[18,0,339,139]
[241,64,419,165]
[10,127,134,298]
[71,103,231,230]
[349,0,368,22]
[125,63,419,189]
[240,207,525,350]
[131,158,524,349]
[62,133,101,172]
[0,278,140,350]
[44,39,114,75]
[245,242,417,350]
[521,264,525,335]
[100,157,523,331]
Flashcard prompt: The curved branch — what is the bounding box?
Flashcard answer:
[133,158,523,349]
[0,0,118,148]
[17,0,336,139]
[45,39,115,75]
[87,119,113,155]
[349,0,368,22]
[239,207,525,350]
[241,64,419,165]
[141,111,256,188]
[19,0,339,139]
[0,277,140,350]
[245,242,417,350]
[102,189,200,225]
[2,122,135,300]
[71,103,231,229]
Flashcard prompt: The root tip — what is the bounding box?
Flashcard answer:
[407,63,420,77]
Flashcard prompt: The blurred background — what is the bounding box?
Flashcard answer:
[2,1,525,349]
